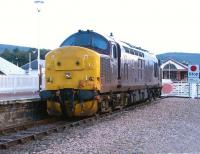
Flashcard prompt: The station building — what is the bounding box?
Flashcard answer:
[161,59,188,81]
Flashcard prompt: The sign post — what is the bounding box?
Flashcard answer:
[188,65,199,98]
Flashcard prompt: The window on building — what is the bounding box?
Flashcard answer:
[163,64,177,69]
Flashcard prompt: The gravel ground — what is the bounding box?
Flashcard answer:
[1,97,200,154]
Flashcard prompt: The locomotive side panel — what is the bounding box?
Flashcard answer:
[99,49,161,93]
[100,55,111,92]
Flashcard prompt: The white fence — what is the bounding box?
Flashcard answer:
[0,75,40,94]
[162,79,200,98]
[1,75,199,98]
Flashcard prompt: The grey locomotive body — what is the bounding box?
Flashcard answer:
[100,35,161,104]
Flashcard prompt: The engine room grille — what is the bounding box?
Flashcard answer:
[100,56,111,84]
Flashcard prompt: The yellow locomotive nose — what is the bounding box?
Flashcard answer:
[43,46,101,117]
[45,46,101,91]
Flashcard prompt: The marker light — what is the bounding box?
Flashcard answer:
[65,72,72,79]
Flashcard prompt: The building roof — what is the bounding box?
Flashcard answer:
[0,57,25,75]
[21,59,45,70]
[161,59,188,71]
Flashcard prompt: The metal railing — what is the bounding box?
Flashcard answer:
[1,76,199,98]
[0,75,40,94]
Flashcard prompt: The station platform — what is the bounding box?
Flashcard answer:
[0,92,40,104]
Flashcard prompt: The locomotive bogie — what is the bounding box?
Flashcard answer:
[47,99,98,117]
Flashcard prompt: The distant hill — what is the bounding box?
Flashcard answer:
[0,44,50,66]
[156,52,200,65]
[0,44,31,53]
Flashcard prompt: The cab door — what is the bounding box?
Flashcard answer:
[111,43,121,88]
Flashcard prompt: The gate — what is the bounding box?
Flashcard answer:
[197,83,200,99]
[162,79,200,98]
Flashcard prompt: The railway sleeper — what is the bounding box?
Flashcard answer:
[32,135,37,140]
[0,131,6,135]
[0,143,8,149]
[19,138,25,144]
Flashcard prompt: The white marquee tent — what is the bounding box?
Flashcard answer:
[0,57,25,75]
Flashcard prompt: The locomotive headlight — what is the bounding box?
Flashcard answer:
[65,72,72,79]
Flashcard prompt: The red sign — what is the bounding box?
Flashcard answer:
[162,83,173,94]
[188,64,199,83]
[190,65,197,72]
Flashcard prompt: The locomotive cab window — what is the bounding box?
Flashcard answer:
[60,31,110,55]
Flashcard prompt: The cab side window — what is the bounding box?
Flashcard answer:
[112,45,117,59]
[154,63,158,77]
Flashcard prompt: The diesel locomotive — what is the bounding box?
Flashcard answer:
[41,30,162,117]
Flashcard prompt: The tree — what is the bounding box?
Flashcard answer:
[0,47,50,66]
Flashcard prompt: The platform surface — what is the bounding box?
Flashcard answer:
[0,92,40,104]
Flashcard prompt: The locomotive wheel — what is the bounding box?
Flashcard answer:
[148,91,153,102]
[100,96,111,113]
[152,89,156,100]
[158,88,162,98]
[122,93,129,107]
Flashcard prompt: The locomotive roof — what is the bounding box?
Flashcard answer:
[66,30,156,60]
[90,30,150,54]
[77,30,148,51]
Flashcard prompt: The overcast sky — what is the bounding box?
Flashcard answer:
[0,0,200,54]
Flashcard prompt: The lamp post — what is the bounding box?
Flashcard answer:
[34,0,44,91]
[28,50,37,74]
[15,57,18,66]
[29,51,32,74]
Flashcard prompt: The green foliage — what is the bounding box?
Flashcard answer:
[0,47,50,66]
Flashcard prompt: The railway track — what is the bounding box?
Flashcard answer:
[0,97,165,149]
[0,118,59,136]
